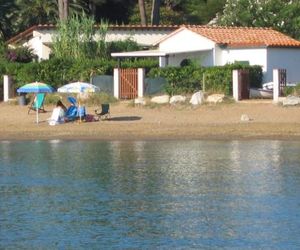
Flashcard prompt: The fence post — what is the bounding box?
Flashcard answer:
[273,69,279,103]
[3,75,13,102]
[232,70,239,101]
[138,68,145,98]
[113,68,119,99]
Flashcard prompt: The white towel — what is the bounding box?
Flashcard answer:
[48,107,65,126]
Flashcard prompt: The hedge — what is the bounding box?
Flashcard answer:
[0,57,158,90]
[148,64,263,95]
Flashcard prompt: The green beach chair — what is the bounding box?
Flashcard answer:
[95,104,110,120]
[28,93,46,114]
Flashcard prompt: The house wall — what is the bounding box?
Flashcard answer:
[159,29,215,52]
[22,29,173,60]
[33,30,55,43]
[267,48,300,83]
[220,47,268,81]
[24,37,43,60]
[104,29,170,46]
[167,50,213,67]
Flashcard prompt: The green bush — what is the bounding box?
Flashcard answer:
[148,64,262,96]
[283,83,300,96]
[85,92,118,106]
[148,65,203,95]
[6,47,37,63]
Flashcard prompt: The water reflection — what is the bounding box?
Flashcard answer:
[0,140,300,248]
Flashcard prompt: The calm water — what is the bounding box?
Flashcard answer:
[0,140,300,249]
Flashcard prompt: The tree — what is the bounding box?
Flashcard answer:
[0,0,17,39]
[58,0,69,20]
[138,0,147,25]
[217,0,300,39]
[151,0,161,25]
[181,0,226,24]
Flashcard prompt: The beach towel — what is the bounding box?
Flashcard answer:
[48,107,65,126]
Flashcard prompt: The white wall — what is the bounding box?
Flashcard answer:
[220,47,267,80]
[159,29,215,52]
[25,37,44,60]
[267,48,300,83]
[105,29,170,46]
[34,28,169,46]
[167,50,213,67]
[33,30,56,43]
[25,28,172,60]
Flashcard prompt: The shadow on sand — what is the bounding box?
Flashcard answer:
[107,116,142,121]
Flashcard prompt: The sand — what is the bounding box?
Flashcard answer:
[1,100,300,141]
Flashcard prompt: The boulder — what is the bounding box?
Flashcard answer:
[151,95,170,104]
[206,94,225,104]
[170,95,186,104]
[134,97,146,106]
[241,114,251,122]
[189,91,205,106]
[282,95,300,106]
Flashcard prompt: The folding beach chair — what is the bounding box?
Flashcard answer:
[95,104,110,120]
[65,96,78,121]
[28,93,46,114]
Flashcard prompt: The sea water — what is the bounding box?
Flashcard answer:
[0,140,300,249]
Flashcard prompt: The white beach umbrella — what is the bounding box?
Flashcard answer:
[57,81,100,93]
[57,81,100,122]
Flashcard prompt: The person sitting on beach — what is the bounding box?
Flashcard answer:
[48,100,67,126]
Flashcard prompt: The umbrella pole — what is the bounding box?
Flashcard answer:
[36,95,39,124]
[78,93,82,123]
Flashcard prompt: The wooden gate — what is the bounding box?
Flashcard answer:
[119,68,138,99]
[238,69,250,100]
[278,69,287,96]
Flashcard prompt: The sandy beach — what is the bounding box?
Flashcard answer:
[1,100,300,141]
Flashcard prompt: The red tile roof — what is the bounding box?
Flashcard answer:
[183,25,300,48]
[6,24,179,44]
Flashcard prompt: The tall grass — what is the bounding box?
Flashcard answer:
[52,13,108,61]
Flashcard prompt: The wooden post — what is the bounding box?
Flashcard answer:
[202,74,205,92]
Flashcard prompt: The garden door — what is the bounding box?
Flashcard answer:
[238,69,250,99]
[278,69,287,96]
[119,68,138,99]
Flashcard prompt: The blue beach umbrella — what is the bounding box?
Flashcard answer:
[17,81,54,94]
[17,82,54,123]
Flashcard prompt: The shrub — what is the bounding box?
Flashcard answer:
[85,92,118,106]
[148,64,263,96]
[6,47,37,63]
[283,83,300,96]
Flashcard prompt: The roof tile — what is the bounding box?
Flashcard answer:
[184,25,300,47]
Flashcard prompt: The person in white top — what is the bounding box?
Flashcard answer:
[48,100,67,126]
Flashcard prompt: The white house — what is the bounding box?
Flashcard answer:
[7,24,179,61]
[112,25,300,83]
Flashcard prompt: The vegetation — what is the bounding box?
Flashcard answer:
[0,1,297,99]
[218,0,300,39]
[148,64,262,96]
[0,56,158,90]
[283,84,300,97]
[1,0,299,40]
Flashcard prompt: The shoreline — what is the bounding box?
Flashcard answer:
[1,101,300,141]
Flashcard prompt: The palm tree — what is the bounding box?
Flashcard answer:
[14,0,58,27]
[0,0,17,39]
[58,0,69,20]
